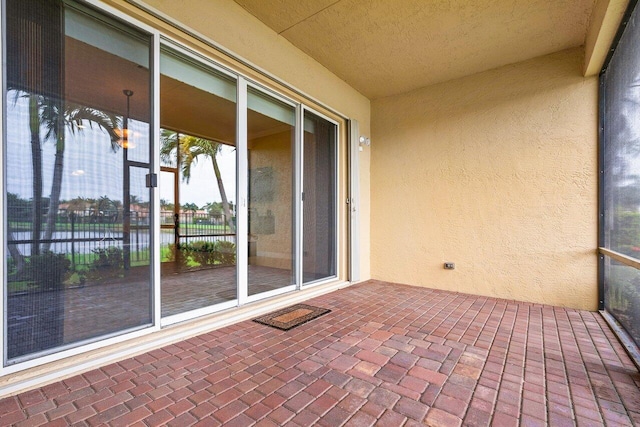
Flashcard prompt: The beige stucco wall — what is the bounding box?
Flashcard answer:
[584,0,629,75]
[248,132,293,270]
[119,0,372,280]
[371,48,598,310]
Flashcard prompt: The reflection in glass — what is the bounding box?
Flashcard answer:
[4,0,152,361]
[602,4,640,349]
[247,88,295,295]
[604,260,640,349]
[159,47,237,317]
[303,112,337,284]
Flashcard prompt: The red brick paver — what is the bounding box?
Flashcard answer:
[1,280,639,426]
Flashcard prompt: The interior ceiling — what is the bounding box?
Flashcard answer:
[67,39,285,145]
[234,0,597,99]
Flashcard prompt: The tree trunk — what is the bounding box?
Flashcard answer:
[212,157,235,232]
[42,111,65,252]
[29,95,42,256]
[7,222,26,276]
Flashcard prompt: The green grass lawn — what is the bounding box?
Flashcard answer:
[11,221,232,233]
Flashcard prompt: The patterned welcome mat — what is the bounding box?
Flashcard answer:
[253,304,331,331]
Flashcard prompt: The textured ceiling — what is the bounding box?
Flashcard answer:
[234,0,597,99]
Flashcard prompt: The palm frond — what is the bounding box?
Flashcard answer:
[65,103,121,149]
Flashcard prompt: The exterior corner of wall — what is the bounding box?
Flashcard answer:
[358,116,372,282]
[584,0,630,76]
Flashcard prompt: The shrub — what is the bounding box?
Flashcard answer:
[85,246,124,282]
[27,251,70,290]
[215,241,236,265]
[167,240,236,268]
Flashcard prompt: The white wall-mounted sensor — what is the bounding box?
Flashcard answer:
[359,136,371,146]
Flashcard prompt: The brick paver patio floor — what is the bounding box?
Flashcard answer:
[1,280,639,426]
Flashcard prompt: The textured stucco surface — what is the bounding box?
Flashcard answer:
[371,48,598,310]
[584,0,629,75]
[138,0,370,126]
[234,0,596,99]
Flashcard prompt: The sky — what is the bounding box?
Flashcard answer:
[159,147,236,207]
[6,94,236,208]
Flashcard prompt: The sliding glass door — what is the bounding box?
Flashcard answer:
[600,1,640,350]
[2,0,342,367]
[5,0,153,362]
[247,87,296,296]
[303,111,338,285]
[159,46,237,319]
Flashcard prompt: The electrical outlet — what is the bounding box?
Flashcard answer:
[444,262,455,270]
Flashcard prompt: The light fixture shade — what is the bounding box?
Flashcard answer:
[114,128,136,149]
[117,88,136,149]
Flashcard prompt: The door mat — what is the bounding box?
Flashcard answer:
[253,304,331,331]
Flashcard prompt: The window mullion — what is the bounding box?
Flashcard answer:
[237,77,248,305]
[295,105,303,290]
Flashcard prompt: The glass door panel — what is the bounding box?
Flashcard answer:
[247,88,296,296]
[127,166,152,271]
[601,3,640,349]
[159,168,177,271]
[160,47,237,318]
[303,111,337,284]
[4,0,153,362]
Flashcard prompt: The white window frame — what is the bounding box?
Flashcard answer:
[0,0,163,373]
[157,38,241,326]
[244,81,299,302]
[0,0,350,376]
[300,106,341,288]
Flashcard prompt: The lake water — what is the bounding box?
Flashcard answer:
[9,230,235,256]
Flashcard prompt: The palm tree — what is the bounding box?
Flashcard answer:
[181,202,198,213]
[38,97,120,252]
[203,201,223,216]
[12,90,120,258]
[160,130,235,232]
[5,192,29,272]
[28,94,44,256]
[96,195,114,212]
[67,196,90,214]
[160,198,174,212]
[9,88,118,272]
[129,194,142,205]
